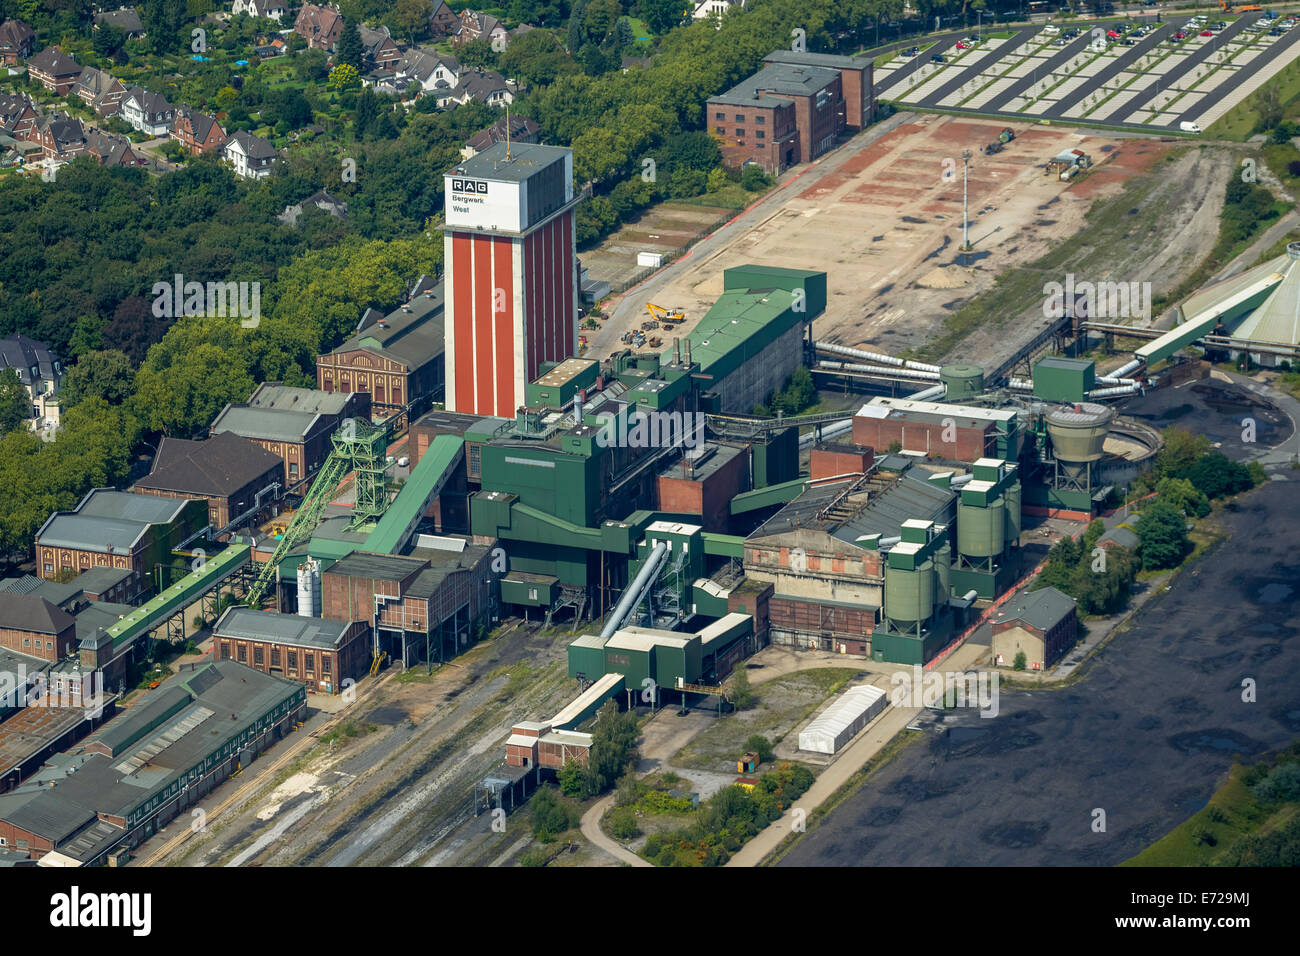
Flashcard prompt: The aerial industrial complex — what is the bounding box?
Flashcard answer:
[2,12,1298,877]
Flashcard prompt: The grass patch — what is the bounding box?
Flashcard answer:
[318,720,377,747]
[672,668,862,772]
[1125,750,1300,866]
[672,182,768,210]
[1209,54,1300,142]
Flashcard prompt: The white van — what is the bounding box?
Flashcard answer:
[397,456,410,468]
[1179,121,1202,134]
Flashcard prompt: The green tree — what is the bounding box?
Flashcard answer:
[1135,500,1190,571]
[557,758,586,798]
[93,24,126,60]
[729,666,754,710]
[1154,427,1211,480]
[336,20,363,71]
[1254,83,1283,132]
[741,164,772,191]
[1185,452,1253,500]
[62,350,136,407]
[1156,476,1210,518]
[295,48,330,83]
[530,785,577,842]
[1013,651,1026,671]
[579,700,639,797]
[393,0,433,41]
[328,63,361,92]
[640,0,687,34]
[457,36,497,69]
[0,368,29,433]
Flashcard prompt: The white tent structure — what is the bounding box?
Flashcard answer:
[798,685,887,755]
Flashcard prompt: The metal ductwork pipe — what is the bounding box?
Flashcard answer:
[1095,376,1139,387]
[906,383,947,402]
[816,341,903,366]
[817,361,942,381]
[1007,378,1034,391]
[1110,358,1144,379]
[798,418,853,448]
[1088,384,1142,399]
[950,473,975,488]
[816,341,942,375]
[600,541,669,639]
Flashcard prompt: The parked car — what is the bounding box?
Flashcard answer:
[956,40,970,49]
[1173,31,1187,39]
[1200,30,1213,36]
[397,456,409,468]
[931,53,946,62]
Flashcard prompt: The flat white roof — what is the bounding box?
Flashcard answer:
[548,672,623,726]
[901,518,933,530]
[964,479,996,493]
[697,612,750,645]
[867,396,1016,422]
[647,520,702,535]
[540,730,593,747]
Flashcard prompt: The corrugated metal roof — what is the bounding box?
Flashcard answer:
[996,585,1076,632]
[214,607,351,649]
[799,685,886,751]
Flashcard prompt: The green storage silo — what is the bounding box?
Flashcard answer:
[1003,481,1021,546]
[957,496,1005,558]
[884,560,935,628]
[935,541,951,602]
[939,364,985,401]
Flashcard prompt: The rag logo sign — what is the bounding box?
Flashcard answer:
[49,887,152,937]
[451,178,488,195]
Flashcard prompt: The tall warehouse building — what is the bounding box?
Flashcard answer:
[442,142,582,418]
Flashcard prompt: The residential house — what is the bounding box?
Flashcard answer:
[26,48,82,96]
[171,107,226,154]
[73,67,127,117]
[692,0,744,20]
[84,127,147,168]
[93,7,145,37]
[0,334,62,428]
[120,86,174,136]
[447,68,513,107]
[461,113,539,158]
[455,10,508,47]
[221,129,277,179]
[0,93,39,141]
[294,2,344,52]
[33,113,87,163]
[278,188,348,226]
[395,47,459,94]
[360,25,400,71]
[428,0,460,37]
[232,0,287,21]
[0,19,35,65]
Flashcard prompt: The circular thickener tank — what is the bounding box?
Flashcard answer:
[935,543,951,600]
[957,498,1005,558]
[885,561,935,625]
[1045,402,1114,463]
[1003,481,1021,545]
[940,363,985,400]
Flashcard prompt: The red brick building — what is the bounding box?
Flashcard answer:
[293,2,343,51]
[212,607,370,694]
[132,430,284,533]
[0,19,35,65]
[0,594,77,663]
[810,443,874,482]
[209,384,370,491]
[26,47,82,95]
[762,50,875,130]
[656,442,749,533]
[171,107,226,154]
[852,398,1016,463]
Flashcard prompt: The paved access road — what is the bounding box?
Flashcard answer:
[780,478,1300,866]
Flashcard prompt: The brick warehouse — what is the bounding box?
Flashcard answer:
[209,383,370,491]
[0,661,304,864]
[34,490,208,598]
[852,397,1019,463]
[212,608,370,694]
[132,430,284,534]
[320,543,497,668]
[318,275,447,423]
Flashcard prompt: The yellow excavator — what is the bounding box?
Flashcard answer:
[646,303,686,326]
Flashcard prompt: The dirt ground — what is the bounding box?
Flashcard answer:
[581,202,734,291]
[625,114,1235,372]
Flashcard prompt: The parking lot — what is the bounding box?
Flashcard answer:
[875,13,1300,131]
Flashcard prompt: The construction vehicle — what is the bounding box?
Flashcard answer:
[648,336,662,349]
[646,303,686,326]
[998,128,1015,144]
[986,140,1003,155]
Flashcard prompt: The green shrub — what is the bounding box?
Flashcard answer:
[606,806,641,840]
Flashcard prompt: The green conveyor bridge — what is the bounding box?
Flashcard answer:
[105,543,252,651]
